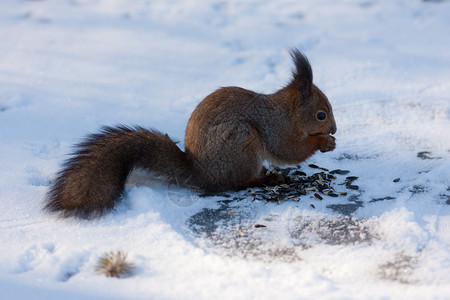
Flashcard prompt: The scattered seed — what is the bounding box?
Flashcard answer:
[255,224,267,228]
[393,178,400,183]
[310,204,315,209]
[242,164,359,205]
[314,193,323,200]
[330,169,350,175]
[292,171,307,176]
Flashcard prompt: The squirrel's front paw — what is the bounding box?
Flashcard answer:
[318,135,336,153]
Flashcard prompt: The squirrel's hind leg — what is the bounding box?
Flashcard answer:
[191,123,265,191]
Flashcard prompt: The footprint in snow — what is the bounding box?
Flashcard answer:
[57,252,90,282]
[26,166,50,187]
[12,243,55,274]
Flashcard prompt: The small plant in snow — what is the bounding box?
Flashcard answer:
[95,250,135,278]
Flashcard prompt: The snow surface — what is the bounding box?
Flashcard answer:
[1,0,450,299]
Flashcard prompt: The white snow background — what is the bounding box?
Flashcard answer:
[1,0,450,299]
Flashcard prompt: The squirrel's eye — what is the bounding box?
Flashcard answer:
[317,112,326,120]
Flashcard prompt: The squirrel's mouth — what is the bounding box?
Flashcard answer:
[308,132,321,136]
[309,132,332,137]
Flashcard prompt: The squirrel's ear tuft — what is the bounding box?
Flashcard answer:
[289,48,313,97]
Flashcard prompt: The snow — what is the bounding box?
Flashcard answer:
[1,0,449,299]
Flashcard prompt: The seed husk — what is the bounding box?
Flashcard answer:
[322,189,333,195]
[314,193,323,200]
[255,224,267,228]
[393,178,400,183]
[334,224,346,230]
[227,209,240,215]
[348,185,359,190]
[308,164,320,169]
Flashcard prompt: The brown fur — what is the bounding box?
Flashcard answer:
[44,49,336,218]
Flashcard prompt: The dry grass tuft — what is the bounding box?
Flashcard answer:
[95,250,135,278]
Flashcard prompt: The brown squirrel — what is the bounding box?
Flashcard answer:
[44,49,336,218]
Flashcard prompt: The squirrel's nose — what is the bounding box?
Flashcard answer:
[330,121,337,135]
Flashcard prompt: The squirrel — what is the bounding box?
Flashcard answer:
[44,49,337,218]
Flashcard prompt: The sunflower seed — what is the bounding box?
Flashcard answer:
[314,193,323,200]
[292,171,307,176]
[330,169,350,175]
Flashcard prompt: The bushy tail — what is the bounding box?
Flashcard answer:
[44,126,195,218]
